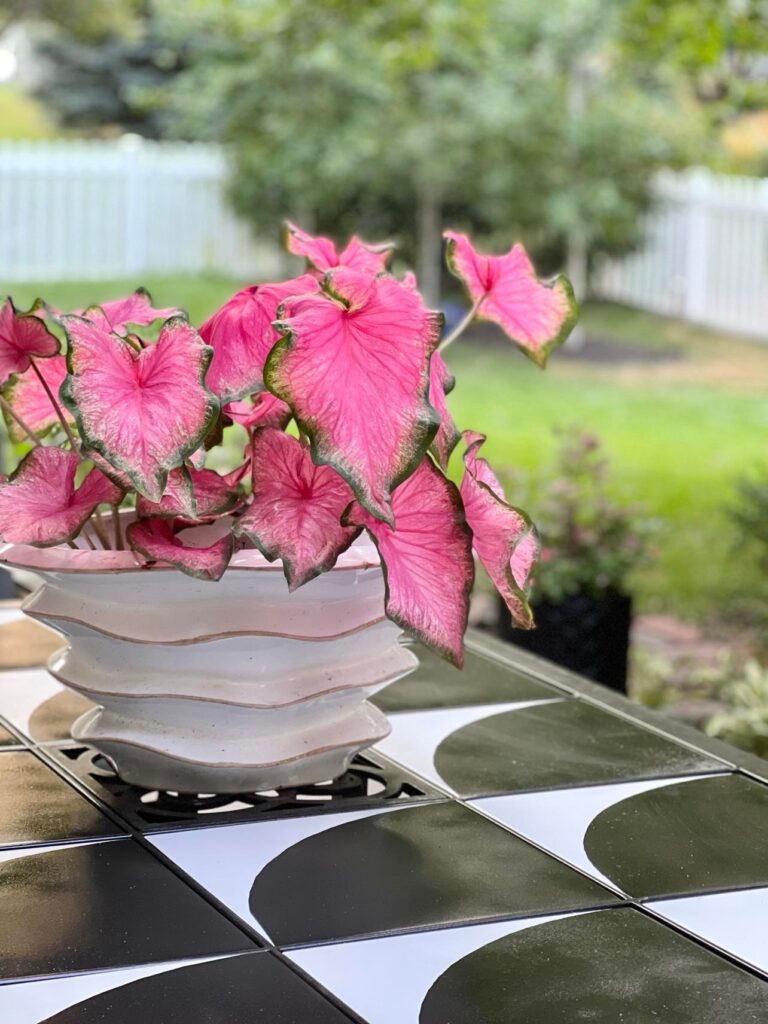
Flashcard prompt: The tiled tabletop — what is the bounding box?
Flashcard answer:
[1,604,767,1022]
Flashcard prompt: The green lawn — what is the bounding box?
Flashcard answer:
[443,343,768,621]
[5,276,768,623]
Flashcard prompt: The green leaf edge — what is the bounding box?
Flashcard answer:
[126,519,234,582]
[60,314,220,502]
[342,457,475,668]
[0,449,109,549]
[443,239,580,369]
[265,304,444,527]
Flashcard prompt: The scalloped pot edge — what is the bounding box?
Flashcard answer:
[0,538,381,575]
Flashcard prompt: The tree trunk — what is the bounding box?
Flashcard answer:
[566,228,588,349]
[416,184,442,307]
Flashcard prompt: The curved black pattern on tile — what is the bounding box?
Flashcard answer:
[420,908,768,1023]
[374,645,561,712]
[0,839,254,979]
[584,773,768,898]
[433,700,723,796]
[249,802,615,946]
[41,953,349,1024]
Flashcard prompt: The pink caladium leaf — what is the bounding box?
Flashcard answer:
[136,466,242,520]
[223,392,292,432]
[2,355,75,442]
[428,352,460,470]
[460,431,539,629]
[61,315,218,502]
[78,289,180,336]
[234,428,359,591]
[200,276,319,403]
[284,221,393,275]
[344,458,474,667]
[266,267,442,525]
[0,297,59,385]
[127,517,233,582]
[0,447,122,547]
[443,231,578,367]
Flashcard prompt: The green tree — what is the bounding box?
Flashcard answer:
[159,0,689,299]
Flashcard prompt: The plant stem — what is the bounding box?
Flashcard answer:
[112,505,124,550]
[437,294,486,353]
[29,357,79,451]
[92,508,111,550]
[0,394,42,448]
[66,539,78,549]
[82,529,97,551]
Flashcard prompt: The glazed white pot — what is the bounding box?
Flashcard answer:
[0,521,416,793]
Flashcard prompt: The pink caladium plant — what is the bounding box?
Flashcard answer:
[0,225,577,666]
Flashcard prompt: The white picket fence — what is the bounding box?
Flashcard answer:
[594,168,768,340]
[0,138,280,283]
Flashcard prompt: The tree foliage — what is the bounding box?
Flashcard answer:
[153,0,690,289]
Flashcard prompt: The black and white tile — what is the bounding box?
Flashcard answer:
[375,698,724,797]
[149,800,616,947]
[0,749,123,848]
[0,951,353,1023]
[0,838,254,979]
[373,643,564,712]
[0,719,23,747]
[0,668,91,743]
[290,906,768,1023]
[648,887,768,976]
[473,771,768,898]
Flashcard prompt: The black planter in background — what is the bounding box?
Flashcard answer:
[497,589,632,693]
[0,569,14,599]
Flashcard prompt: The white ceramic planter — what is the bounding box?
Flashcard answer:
[0,522,416,793]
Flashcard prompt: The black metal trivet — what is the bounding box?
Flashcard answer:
[50,744,442,832]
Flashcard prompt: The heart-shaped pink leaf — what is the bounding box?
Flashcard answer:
[345,457,474,667]
[234,428,359,591]
[61,315,218,502]
[223,392,292,432]
[0,447,122,547]
[266,267,442,525]
[444,231,578,367]
[136,466,242,520]
[200,276,319,403]
[284,221,393,274]
[2,354,75,442]
[0,297,59,385]
[127,517,234,581]
[460,431,538,629]
[79,289,180,336]
[428,352,460,469]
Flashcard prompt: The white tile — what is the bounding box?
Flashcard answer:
[648,887,768,975]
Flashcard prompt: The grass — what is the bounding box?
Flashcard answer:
[443,328,768,622]
[4,276,768,624]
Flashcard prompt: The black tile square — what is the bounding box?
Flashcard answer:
[0,750,123,848]
[149,801,617,947]
[373,643,563,712]
[290,906,768,1023]
[474,772,768,899]
[0,951,353,1022]
[0,838,255,980]
[376,698,725,797]
[48,746,440,832]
